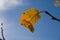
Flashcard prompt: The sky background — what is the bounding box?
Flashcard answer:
[0,0,60,40]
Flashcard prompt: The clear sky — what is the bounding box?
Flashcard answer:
[0,0,60,40]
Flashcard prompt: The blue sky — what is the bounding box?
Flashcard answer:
[0,0,60,40]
